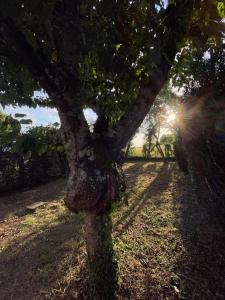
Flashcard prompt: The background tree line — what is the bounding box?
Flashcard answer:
[0,112,68,192]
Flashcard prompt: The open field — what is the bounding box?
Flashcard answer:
[1,162,225,299]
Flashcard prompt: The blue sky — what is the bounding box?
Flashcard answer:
[3,105,60,126]
[1,105,144,146]
[2,105,98,126]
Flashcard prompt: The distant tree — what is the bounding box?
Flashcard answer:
[18,124,67,185]
[0,112,22,188]
[0,112,21,150]
[142,85,177,158]
[160,133,175,158]
[0,113,67,190]
[160,133,175,145]
[0,1,222,297]
[125,140,136,158]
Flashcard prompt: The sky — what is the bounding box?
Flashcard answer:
[1,105,145,146]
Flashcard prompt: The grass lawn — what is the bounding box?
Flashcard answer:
[1,162,225,299]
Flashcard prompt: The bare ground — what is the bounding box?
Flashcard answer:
[1,162,225,299]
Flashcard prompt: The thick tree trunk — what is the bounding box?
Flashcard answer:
[179,105,209,200]
[84,212,117,300]
[185,140,207,194]
[174,139,189,174]
[57,103,124,297]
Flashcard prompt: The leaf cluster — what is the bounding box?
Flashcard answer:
[0,1,199,124]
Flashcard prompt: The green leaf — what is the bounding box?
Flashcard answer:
[92,68,97,78]
[217,2,225,18]
[37,144,48,155]
[115,44,122,50]
[56,145,64,152]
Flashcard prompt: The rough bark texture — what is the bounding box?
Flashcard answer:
[174,134,189,174]
[53,94,128,215]
[84,212,117,300]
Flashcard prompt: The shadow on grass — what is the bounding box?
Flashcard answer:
[171,173,225,299]
[114,163,174,238]
[0,211,88,300]
[1,162,180,300]
[124,161,159,179]
[0,178,67,221]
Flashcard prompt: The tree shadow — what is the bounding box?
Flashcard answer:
[123,161,162,195]
[171,173,225,299]
[124,160,159,177]
[114,163,174,238]
[0,178,66,220]
[0,161,179,300]
[0,211,87,300]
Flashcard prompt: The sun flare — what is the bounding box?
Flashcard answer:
[167,112,176,122]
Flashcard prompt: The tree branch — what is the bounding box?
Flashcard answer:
[111,73,166,151]
[111,1,194,151]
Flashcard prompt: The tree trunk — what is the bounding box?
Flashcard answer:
[84,212,117,300]
[57,104,124,297]
[146,143,151,159]
[125,142,131,158]
[156,142,164,159]
[174,140,189,174]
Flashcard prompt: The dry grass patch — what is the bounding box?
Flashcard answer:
[1,162,225,299]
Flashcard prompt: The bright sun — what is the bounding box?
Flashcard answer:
[167,112,176,122]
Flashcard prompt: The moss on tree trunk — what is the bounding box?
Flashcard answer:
[84,212,117,300]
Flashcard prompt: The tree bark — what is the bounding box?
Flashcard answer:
[125,142,131,158]
[84,212,117,300]
[156,141,164,159]
[174,138,189,174]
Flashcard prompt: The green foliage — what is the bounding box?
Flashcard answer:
[0,1,209,125]
[0,112,67,191]
[160,134,176,144]
[172,42,225,98]
[0,112,21,149]
[217,1,225,18]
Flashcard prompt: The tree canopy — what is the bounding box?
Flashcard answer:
[1,1,225,298]
[0,1,223,150]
